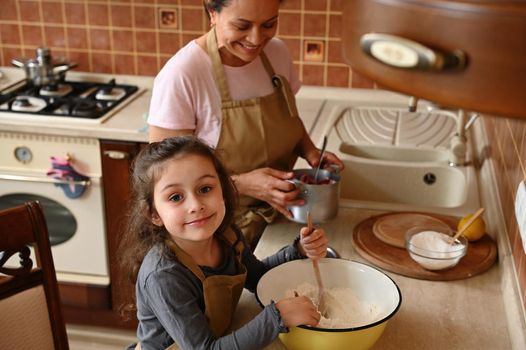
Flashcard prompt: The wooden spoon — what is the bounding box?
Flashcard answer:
[307,212,328,317]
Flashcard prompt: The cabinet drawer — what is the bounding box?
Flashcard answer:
[342,0,526,119]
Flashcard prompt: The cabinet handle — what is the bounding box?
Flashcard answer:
[103,150,130,160]
[360,33,466,71]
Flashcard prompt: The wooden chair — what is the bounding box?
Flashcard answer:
[0,201,69,350]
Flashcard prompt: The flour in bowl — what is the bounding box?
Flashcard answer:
[286,282,380,329]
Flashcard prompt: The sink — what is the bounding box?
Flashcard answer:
[336,143,479,215]
[298,101,481,217]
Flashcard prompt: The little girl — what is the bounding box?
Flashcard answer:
[120,136,329,350]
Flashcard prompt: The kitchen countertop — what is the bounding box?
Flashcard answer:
[232,208,512,349]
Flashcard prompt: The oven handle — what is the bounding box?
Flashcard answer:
[0,173,91,186]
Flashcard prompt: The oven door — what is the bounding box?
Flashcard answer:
[0,170,109,285]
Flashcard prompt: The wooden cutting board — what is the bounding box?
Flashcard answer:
[372,212,451,248]
[352,212,498,281]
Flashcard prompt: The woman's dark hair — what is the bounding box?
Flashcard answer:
[118,135,237,319]
[203,0,283,19]
[203,0,231,15]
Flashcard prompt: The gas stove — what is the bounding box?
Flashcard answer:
[0,78,139,123]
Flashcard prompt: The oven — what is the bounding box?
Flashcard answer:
[0,130,109,285]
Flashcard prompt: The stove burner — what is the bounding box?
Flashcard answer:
[11,96,47,112]
[42,84,59,92]
[13,97,31,108]
[71,100,101,117]
[40,84,73,97]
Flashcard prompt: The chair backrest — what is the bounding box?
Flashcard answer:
[0,200,69,350]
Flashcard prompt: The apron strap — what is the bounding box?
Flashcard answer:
[206,28,278,103]
[206,28,232,102]
[259,52,277,78]
[165,227,244,282]
[165,239,207,281]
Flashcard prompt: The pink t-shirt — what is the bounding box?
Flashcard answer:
[147,38,301,148]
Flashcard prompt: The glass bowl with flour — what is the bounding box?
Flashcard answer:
[405,225,468,270]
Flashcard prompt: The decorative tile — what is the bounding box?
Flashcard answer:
[159,7,178,29]
[303,40,324,62]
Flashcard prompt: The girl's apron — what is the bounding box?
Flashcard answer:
[135,228,246,350]
[207,28,304,247]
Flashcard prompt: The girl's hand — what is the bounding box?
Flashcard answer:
[232,168,304,219]
[276,296,320,327]
[298,227,328,259]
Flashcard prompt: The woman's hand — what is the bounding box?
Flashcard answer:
[304,148,344,172]
[233,168,304,219]
[298,227,328,259]
[276,296,320,327]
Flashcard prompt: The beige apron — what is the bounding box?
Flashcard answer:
[135,228,246,350]
[207,28,304,247]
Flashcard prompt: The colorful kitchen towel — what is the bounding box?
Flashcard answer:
[46,156,90,199]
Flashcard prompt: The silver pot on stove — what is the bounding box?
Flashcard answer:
[11,47,77,86]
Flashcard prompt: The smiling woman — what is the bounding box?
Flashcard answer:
[147,0,344,248]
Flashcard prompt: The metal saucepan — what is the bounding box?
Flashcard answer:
[287,168,340,224]
[12,47,77,86]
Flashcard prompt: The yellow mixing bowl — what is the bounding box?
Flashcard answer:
[256,259,402,350]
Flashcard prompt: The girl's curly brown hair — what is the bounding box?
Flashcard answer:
[118,135,237,320]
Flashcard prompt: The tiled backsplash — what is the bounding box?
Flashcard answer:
[484,117,526,310]
[0,0,374,88]
[1,0,524,310]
